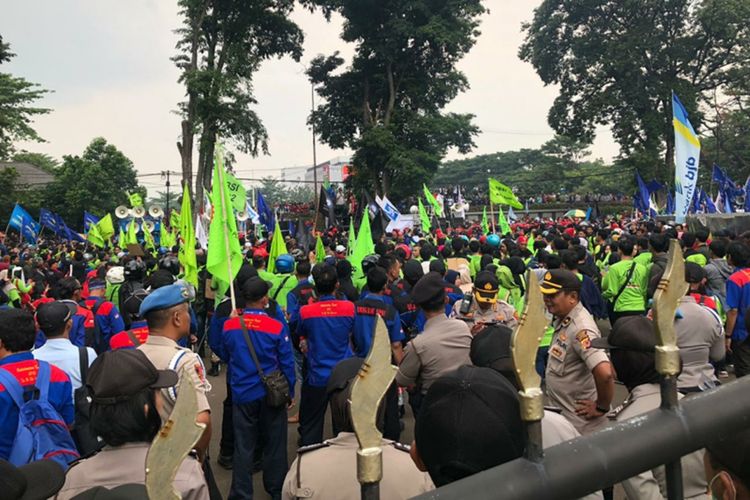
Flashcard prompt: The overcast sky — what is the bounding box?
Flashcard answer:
[1,1,618,196]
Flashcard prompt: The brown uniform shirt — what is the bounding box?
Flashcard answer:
[451,298,519,331]
[55,443,209,500]
[138,335,211,421]
[545,302,609,435]
[396,314,472,394]
[282,433,434,499]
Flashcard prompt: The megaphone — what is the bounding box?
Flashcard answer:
[236,211,249,222]
[148,205,164,219]
[143,220,156,233]
[115,206,130,219]
[132,206,146,219]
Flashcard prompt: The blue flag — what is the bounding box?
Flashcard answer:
[83,211,101,233]
[584,207,592,221]
[701,189,717,214]
[635,171,656,217]
[745,177,750,213]
[8,204,40,244]
[256,190,275,234]
[673,92,701,223]
[666,191,675,214]
[39,208,61,234]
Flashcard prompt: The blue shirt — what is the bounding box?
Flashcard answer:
[298,295,355,387]
[220,309,296,404]
[81,298,126,350]
[727,268,750,342]
[33,339,97,397]
[286,278,315,334]
[0,352,75,461]
[353,294,404,358]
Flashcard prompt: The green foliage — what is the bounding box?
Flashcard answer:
[304,0,485,200]
[433,136,628,195]
[255,177,314,206]
[0,36,51,160]
[0,166,20,223]
[12,151,59,173]
[519,0,750,180]
[174,0,305,207]
[44,138,144,228]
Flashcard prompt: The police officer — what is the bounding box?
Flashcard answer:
[451,270,518,334]
[540,269,615,435]
[81,279,125,353]
[270,254,297,311]
[592,316,708,499]
[297,264,355,446]
[282,358,433,500]
[137,284,212,460]
[218,277,296,500]
[396,272,472,416]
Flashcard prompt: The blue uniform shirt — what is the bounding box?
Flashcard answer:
[0,352,74,460]
[82,298,126,347]
[353,294,404,358]
[298,295,355,387]
[220,309,296,404]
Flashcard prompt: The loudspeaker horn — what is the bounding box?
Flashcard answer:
[115,206,130,219]
[132,206,146,219]
[148,205,164,219]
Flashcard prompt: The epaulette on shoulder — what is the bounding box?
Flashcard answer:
[297,442,330,455]
[391,442,411,453]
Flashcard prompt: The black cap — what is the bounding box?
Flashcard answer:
[326,357,364,395]
[410,272,446,305]
[470,324,515,374]
[242,277,271,302]
[0,459,66,500]
[707,428,750,487]
[685,262,705,284]
[590,316,657,351]
[403,259,424,284]
[539,269,581,295]
[415,365,526,487]
[87,350,178,404]
[474,271,499,304]
[429,259,446,276]
[35,301,77,333]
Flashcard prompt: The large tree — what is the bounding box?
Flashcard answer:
[304,0,485,200]
[173,0,304,208]
[520,0,750,181]
[44,138,144,227]
[0,36,50,160]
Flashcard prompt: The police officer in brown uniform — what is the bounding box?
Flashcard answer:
[396,272,472,416]
[540,270,615,435]
[451,270,518,334]
[136,283,212,459]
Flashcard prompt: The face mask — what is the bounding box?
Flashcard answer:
[708,471,736,500]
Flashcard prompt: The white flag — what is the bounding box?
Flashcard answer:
[195,216,208,250]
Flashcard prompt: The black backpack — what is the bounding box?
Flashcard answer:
[72,347,102,457]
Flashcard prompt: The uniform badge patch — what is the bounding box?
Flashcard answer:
[576,331,591,350]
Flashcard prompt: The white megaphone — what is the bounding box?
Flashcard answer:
[115,206,130,219]
[148,205,164,219]
[236,211,249,222]
[132,206,146,219]
[143,220,156,233]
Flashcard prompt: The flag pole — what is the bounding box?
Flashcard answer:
[490,202,496,233]
[215,146,237,312]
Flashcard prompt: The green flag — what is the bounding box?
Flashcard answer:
[488,178,523,209]
[159,223,170,248]
[126,219,138,246]
[349,212,375,277]
[179,182,198,287]
[527,231,536,254]
[128,192,143,208]
[118,227,126,247]
[315,235,326,263]
[170,210,180,229]
[347,218,355,257]
[96,214,115,241]
[481,207,489,235]
[206,146,243,297]
[143,225,156,251]
[267,221,286,274]
[498,208,511,236]
[87,224,105,248]
[418,198,431,233]
[422,184,443,217]
[224,171,247,213]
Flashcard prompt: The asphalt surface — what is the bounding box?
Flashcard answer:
[203,319,630,499]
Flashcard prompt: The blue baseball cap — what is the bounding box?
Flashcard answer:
[139,283,190,317]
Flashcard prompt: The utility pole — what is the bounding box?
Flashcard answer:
[161,170,172,223]
[311,83,318,197]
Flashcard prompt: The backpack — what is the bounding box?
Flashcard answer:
[0,361,80,469]
[84,300,106,354]
[72,347,102,457]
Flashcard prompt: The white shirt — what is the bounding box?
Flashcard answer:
[33,338,97,397]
